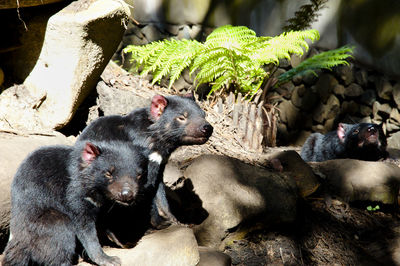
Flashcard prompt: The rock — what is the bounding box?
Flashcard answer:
[290,85,318,111]
[360,89,377,106]
[341,100,359,115]
[164,0,211,25]
[0,85,45,131]
[185,155,299,247]
[334,64,354,86]
[266,150,320,197]
[141,24,164,42]
[189,25,202,39]
[79,225,200,266]
[393,83,400,109]
[278,99,300,129]
[376,78,392,100]
[0,132,74,247]
[198,246,232,266]
[387,131,400,149]
[355,68,368,86]
[177,25,191,40]
[333,83,345,98]
[390,108,400,125]
[344,83,363,98]
[313,94,340,123]
[309,160,400,204]
[373,102,392,119]
[23,0,130,130]
[96,81,149,116]
[314,73,338,103]
[359,105,372,116]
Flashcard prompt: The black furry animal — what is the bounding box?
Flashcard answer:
[2,141,148,266]
[77,93,213,228]
[300,123,388,162]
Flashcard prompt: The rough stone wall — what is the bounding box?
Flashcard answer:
[267,52,400,146]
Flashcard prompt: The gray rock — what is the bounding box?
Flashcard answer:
[360,89,377,106]
[344,83,363,97]
[372,102,392,118]
[376,78,392,100]
[334,64,354,86]
[185,155,299,247]
[309,159,400,204]
[96,81,149,116]
[314,73,338,103]
[266,150,320,197]
[198,246,232,266]
[341,100,359,115]
[278,100,300,129]
[393,83,400,109]
[177,25,191,40]
[141,24,164,42]
[290,85,318,111]
[22,0,130,130]
[359,105,372,116]
[333,84,345,98]
[91,225,200,266]
[390,108,400,125]
[313,94,340,123]
[388,131,400,149]
[355,69,368,86]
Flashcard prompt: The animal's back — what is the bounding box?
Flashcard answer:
[4,145,76,266]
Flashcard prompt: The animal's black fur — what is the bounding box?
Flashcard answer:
[77,94,213,235]
[300,123,388,162]
[2,141,147,266]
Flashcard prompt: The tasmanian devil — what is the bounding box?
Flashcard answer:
[2,141,148,266]
[77,93,213,228]
[300,122,388,162]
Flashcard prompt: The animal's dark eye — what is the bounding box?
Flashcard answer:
[353,129,359,134]
[105,167,114,180]
[105,171,113,179]
[176,115,187,123]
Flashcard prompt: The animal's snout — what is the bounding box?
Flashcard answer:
[120,185,134,202]
[368,126,377,134]
[201,123,213,136]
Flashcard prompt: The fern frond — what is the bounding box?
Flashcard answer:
[204,25,258,49]
[251,29,320,66]
[277,45,354,85]
[124,39,203,88]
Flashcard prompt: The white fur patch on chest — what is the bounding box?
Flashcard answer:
[149,152,163,165]
[84,197,101,208]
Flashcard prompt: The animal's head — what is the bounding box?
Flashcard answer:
[337,123,386,148]
[80,142,146,206]
[149,93,213,146]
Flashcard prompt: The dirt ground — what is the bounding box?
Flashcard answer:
[224,195,400,265]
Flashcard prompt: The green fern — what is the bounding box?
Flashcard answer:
[277,45,355,85]
[123,25,345,96]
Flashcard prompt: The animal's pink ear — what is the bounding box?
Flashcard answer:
[183,91,195,100]
[82,142,100,164]
[150,95,168,120]
[337,123,346,143]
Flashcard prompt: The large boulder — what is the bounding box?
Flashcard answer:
[309,159,400,204]
[184,154,299,248]
[14,0,130,130]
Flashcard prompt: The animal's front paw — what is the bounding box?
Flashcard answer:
[95,254,121,266]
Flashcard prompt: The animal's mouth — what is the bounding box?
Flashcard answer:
[182,135,210,144]
[114,198,135,206]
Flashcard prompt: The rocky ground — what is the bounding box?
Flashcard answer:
[1,62,400,265]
